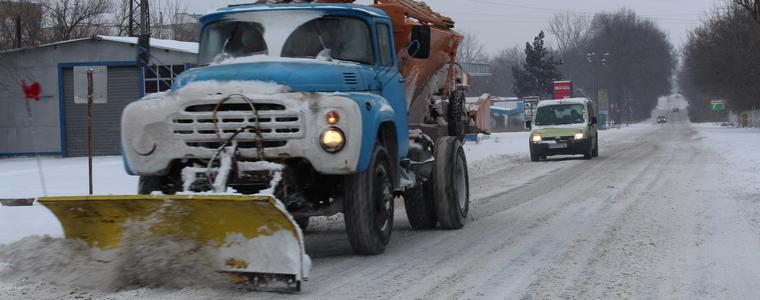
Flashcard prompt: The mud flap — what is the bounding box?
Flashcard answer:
[37,194,310,291]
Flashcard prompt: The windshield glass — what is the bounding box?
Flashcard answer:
[198,11,373,65]
[535,104,586,126]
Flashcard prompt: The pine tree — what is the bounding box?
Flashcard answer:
[512,31,563,98]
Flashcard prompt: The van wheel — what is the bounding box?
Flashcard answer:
[343,142,394,254]
[592,138,599,157]
[584,140,593,159]
[530,146,540,162]
[433,137,469,229]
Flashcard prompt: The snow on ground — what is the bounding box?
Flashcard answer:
[0,156,136,244]
[5,101,760,299]
[0,126,644,245]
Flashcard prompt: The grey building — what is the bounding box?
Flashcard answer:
[0,36,198,157]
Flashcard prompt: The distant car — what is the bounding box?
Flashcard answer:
[657,116,667,123]
[672,108,680,112]
[526,98,598,161]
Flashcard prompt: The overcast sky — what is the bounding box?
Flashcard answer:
[184,0,723,56]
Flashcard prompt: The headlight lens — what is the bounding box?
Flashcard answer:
[574,133,584,140]
[531,133,542,142]
[320,127,346,153]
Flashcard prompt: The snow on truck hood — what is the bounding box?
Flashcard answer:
[173,59,376,93]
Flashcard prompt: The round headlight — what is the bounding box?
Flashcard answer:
[320,127,346,153]
[326,111,340,125]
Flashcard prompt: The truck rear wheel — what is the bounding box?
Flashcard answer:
[403,181,437,229]
[343,142,394,254]
[433,137,469,229]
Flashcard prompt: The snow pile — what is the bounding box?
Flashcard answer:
[175,79,291,97]
[213,54,362,67]
[0,209,229,291]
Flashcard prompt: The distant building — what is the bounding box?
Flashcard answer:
[0,36,199,157]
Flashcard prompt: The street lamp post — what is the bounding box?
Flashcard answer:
[586,52,610,126]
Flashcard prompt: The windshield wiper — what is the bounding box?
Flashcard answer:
[221,23,241,55]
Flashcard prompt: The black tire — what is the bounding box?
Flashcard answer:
[530,146,540,162]
[295,217,310,231]
[447,88,467,141]
[403,180,437,229]
[138,175,180,195]
[343,142,395,255]
[433,137,470,229]
[592,137,599,157]
[583,140,593,160]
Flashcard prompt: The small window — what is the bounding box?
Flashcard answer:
[143,64,188,94]
[376,24,393,66]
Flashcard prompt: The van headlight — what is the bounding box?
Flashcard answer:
[574,133,585,140]
[320,127,346,153]
[531,133,542,142]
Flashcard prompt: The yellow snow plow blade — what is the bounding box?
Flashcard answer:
[37,194,309,290]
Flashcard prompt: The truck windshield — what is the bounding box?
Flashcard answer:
[534,104,587,126]
[199,11,374,65]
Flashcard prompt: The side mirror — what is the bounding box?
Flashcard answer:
[590,117,597,125]
[408,25,431,59]
[525,120,532,129]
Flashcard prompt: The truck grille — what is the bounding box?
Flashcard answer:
[170,100,305,149]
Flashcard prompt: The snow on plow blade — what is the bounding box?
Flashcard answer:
[37,194,309,291]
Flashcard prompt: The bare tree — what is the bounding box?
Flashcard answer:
[149,0,187,39]
[111,0,196,41]
[681,3,760,120]
[457,31,487,64]
[0,1,43,49]
[547,12,590,54]
[470,46,523,96]
[42,0,113,42]
[734,0,760,24]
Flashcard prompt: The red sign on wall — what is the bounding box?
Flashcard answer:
[21,81,41,101]
[553,81,573,100]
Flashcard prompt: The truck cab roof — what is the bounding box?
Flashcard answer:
[201,3,390,22]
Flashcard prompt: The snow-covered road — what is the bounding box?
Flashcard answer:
[3,107,760,299]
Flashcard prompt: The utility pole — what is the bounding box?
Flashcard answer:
[14,15,21,48]
[586,52,610,127]
[137,0,151,67]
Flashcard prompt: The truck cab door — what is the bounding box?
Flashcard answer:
[375,21,409,157]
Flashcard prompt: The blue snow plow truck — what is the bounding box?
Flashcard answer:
[119,0,476,260]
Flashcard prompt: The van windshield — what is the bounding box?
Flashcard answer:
[535,104,586,126]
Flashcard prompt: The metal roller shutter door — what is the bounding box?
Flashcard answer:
[62,66,141,157]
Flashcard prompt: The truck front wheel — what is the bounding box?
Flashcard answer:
[343,142,395,254]
[433,137,470,229]
[137,175,180,195]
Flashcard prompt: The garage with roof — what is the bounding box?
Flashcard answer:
[0,36,198,157]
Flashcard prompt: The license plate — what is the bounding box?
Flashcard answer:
[549,143,568,149]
